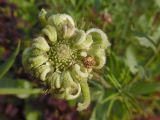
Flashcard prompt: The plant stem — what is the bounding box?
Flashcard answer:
[0,88,43,95]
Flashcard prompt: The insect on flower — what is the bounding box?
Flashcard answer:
[83,56,96,69]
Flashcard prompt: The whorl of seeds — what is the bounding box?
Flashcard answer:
[22,9,110,111]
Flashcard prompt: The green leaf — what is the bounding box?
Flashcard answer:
[133,32,156,52]
[152,25,160,43]
[90,85,105,120]
[90,94,108,120]
[0,41,21,80]
[108,73,121,88]
[101,93,118,104]
[125,46,138,74]
[130,82,160,95]
[107,98,116,118]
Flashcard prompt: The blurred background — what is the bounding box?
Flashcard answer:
[0,0,160,120]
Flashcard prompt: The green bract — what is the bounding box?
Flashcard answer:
[22,9,110,111]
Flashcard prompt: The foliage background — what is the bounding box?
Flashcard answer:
[0,0,160,120]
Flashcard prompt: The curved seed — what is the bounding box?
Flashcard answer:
[35,62,51,81]
[38,8,47,25]
[65,83,81,100]
[47,71,61,89]
[47,14,75,39]
[29,55,48,69]
[42,25,57,43]
[71,64,88,80]
[86,28,110,49]
[88,47,106,69]
[32,36,50,51]
[30,48,44,57]
[77,81,90,111]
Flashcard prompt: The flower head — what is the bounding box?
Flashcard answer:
[22,9,110,111]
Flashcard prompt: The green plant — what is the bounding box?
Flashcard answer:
[1,0,160,119]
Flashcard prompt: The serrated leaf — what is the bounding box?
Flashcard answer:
[0,41,21,80]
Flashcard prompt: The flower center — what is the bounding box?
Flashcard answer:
[57,44,72,61]
[48,41,77,71]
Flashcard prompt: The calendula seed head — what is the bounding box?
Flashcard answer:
[22,9,110,111]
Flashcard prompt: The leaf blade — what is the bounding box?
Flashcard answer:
[130,82,160,95]
[0,41,21,80]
